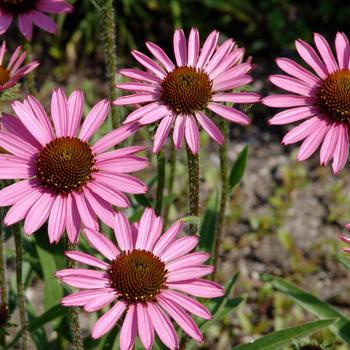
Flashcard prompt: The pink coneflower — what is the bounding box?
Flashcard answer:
[263,32,350,174]
[57,208,224,350]
[0,88,147,243]
[0,0,72,40]
[114,28,260,154]
[0,41,38,92]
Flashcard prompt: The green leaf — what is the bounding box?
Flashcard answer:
[262,274,350,344]
[134,193,151,207]
[233,318,336,350]
[178,216,200,225]
[199,190,219,254]
[229,146,249,190]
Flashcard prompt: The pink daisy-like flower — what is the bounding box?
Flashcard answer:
[114,28,260,154]
[263,32,350,174]
[0,88,147,243]
[0,41,38,92]
[0,0,73,40]
[57,208,224,350]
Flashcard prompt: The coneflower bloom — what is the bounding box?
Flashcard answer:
[57,208,224,350]
[0,0,73,40]
[114,28,260,154]
[0,88,147,243]
[0,41,38,93]
[263,32,350,174]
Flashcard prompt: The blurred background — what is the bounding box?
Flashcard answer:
[3,0,350,349]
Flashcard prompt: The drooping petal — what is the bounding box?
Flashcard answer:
[153,115,174,153]
[0,13,12,36]
[320,123,339,165]
[18,13,33,40]
[36,0,73,13]
[74,193,98,230]
[84,292,117,312]
[332,123,349,174]
[196,111,224,145]
[120,304,137,350]
[173,115,185,150]
[65,193,81,243]
[185,115,200,154]
[61,289,115,307]
[208,102,250,125]
[0,179,34,206]
[48,195,66,243]
[137,303,155,350]
[30,10,57,34]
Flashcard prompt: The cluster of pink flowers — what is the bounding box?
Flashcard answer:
[1,2,350,347]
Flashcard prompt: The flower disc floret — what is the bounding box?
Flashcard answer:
[318,69,350,123]
[109,249,167,303]
[0,66,10,85]
[0,0,37,13]
[36,137,95,195]
[160,66,213,114]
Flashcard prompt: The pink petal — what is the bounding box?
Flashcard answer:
[297,120,330,161]
[314,33,338,73]
[167,266,214,282]
[73,192,98,230]
[212,92,260,104]
[320,123,339,165]
[0,179,33,206]
[208,102,250,125]
[0,156,33,179]
[67,90,84,137]
[79,99,110,141]
[213,75,253,92]
[83,187,115,228]
[84,292,117,312]
[36,0,73,13]
[96,155,149,173]
[96,146,146,159]
[122,102,162,124]
[4,186,42,226]
[187,28,200,67]
[119,68,160,84]
[269,75,314,96]
[146,41,175,72]
[18,13,33,40]
[268,106,318,125]
[61,289,115,307]
[0,41,6,65]
[24,192,55,235]
[160,290,211,319]
[167,278,225,298]
[196,30,219,69]
[153,221,183,256]
[114,211,133,251]
[332,123,349,174]
[65,251,109,270]
[120,304,137,350]
[196,111,224,145]
[131,50,166,79]
[282,116,324,145]
[56,268,107,278]
[92,123,140,154]
[173,29,187,67]
[58,274,109,289]
[30,10,57,34]
[275,57,320,86]
[173,115,185,150]
[116,82,157,93]
[137,304,154,350]
[209,49,245,80]
[9,51,26,74]
[48,195,66,243]
[147,303,178,350]
[144,217,163,251]
[135,207,156,250]
[166,252,210,272]
[160,236,198,263]
[65,193,81,243]
[0,13,12,35]
[335,32,350,69]
[153,115,174,153]
[51,88,69,137]
[83,227,119,261]
[138,105,170,125]
[92,302,127,339]
[185,115,199,154]
[158,296,203,343]
[295,39,328,79]
[214,63,252,86]
[205,39,234,74]
[262,94,316,108]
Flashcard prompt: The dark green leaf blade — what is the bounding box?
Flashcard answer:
[229,146,249,190]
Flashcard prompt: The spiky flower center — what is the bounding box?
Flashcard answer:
[0,0,37,13]
[0,66,10,86]
[160,66,213,114]
[318,69,350,123]
[109,249,167,304]
[36,137,95,195]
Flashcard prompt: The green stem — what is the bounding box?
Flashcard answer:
[212,119,229,280]
[67,242,84,350]
[164,145,177,227]
[155,150,165,216]
[95,0,120,128]
[22,41,37,96]
[186,145,199,235]
[0,182,6,347]
[13,223,29,350]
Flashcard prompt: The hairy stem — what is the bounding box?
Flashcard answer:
[155,150,165,216]
[186,144,200,235]
[95,0,120,128]
[212,119,229,280]
[164,145,177,227]
[0,182,6,347]
[14,223,29,350]
[22,41,37,96]
[67,242,84,350]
